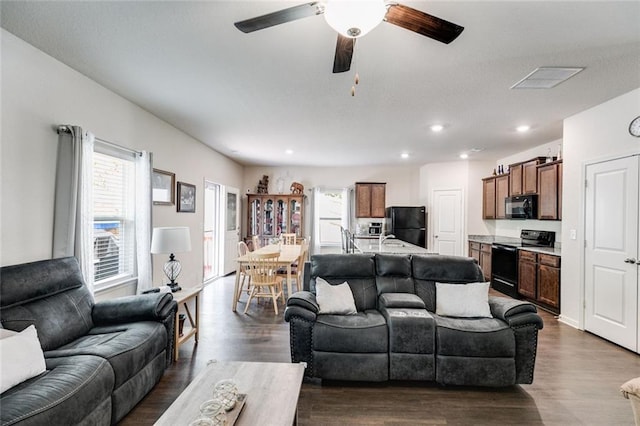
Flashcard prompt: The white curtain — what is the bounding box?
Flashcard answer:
[53,126,95,294]
[311,187,321,255]
[341,188,350,231]
[135,151,153,293]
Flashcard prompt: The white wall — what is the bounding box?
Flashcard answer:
[1,30,244,295]
[242,165,421,237]
[419,160,494,251]
[561,88,640,327]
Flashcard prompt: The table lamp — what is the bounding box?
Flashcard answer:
[150,227,191,292]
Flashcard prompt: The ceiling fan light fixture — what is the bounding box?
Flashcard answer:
[324,0,387,38]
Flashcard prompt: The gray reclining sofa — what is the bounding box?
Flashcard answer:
[0,257,177,425]
[285,253,543,386]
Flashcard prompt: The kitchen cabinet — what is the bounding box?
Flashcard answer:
[482,175,508,219]
[558,162,563,220]
[482,177,496,219]
[509,163,523,195]
[537,160,563,220]
[468,241,492,281]
[247,193,304,246]
[518,250,537,299]
[355,182,386,218]
[518,249,560,314]
[495,175,509,219]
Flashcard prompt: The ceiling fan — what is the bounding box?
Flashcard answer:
[234,1,464,73]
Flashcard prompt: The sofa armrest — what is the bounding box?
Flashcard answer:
[379,293,426,309]
[489,296,543,330]
[284,291,318,322]
[92,292,176,325]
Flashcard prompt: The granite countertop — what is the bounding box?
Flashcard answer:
[468,234,561,257]
[353,237,436,255]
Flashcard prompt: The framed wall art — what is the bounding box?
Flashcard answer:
[152,169,175,205]
[177,181,196,213]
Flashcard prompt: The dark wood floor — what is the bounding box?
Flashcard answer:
[121,274,639,425]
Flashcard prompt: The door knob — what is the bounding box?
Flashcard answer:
[624,258,637,264]
[434,235,439,239]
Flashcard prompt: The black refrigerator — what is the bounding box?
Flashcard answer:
[385,206,426,247]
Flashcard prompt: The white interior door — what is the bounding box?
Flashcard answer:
[431,189,463,256]
[584,155,638,352]
[223,186,240,275]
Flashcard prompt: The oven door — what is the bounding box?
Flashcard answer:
[491,244,519,298]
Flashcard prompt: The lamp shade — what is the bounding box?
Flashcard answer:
[324,0,386,38]
[150,227,192,254]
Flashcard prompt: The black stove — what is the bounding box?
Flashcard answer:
[491,230,555,298]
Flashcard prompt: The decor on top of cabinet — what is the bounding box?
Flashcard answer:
[256,175,269,194]
[290,182,304,194]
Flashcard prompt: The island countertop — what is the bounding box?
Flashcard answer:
[353,237,436,255]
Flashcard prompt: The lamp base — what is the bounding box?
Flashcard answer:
[168,282,182,292]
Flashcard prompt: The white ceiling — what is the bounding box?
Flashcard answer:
[2,1,639,167]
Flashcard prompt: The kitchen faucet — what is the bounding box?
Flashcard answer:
[379,234,396,251]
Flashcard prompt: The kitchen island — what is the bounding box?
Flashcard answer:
[353,237,436,255]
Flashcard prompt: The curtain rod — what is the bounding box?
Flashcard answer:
[57,125,142,156]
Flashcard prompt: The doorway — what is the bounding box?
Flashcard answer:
[223,186,240,275]
[203,180,223,282]
[584,155,639,352]
[431,188,464,255]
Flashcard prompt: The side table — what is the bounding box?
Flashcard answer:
[173,286,203,361]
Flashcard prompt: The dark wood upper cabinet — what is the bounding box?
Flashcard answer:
[482,177,496,219]
[537,160,562,220]
[509,163,523,196]
[495,175,509,219]
[523,159,542,194]
[355,182,386,218]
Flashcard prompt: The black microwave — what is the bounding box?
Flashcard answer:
[505,195,537,219]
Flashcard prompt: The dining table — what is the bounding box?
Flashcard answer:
[232,243,302,312]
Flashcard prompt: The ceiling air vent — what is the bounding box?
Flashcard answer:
[511,67,584,89]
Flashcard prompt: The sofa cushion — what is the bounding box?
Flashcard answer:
[379,293,426,309]
[314,310,387,353]
[412,255,485,312]
[375,254,415,295]
[0,355,114,426]
[0,325,46,394]
[315,278,357,315]
[435,282,492,318]
[44,321,167,388]
[310,254,377,311]
[434,315,515,357]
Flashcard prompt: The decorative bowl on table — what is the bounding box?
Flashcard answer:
[213,379,239,411]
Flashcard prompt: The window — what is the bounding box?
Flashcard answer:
[92,144,136,287]
[317,189,347,246]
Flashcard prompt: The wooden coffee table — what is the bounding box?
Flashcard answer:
[155,360,306,425]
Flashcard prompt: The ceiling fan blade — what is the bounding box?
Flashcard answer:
[385,4,464,44]
[333,34,355,73]
[234,2,323,33]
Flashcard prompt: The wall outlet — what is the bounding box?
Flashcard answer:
[570,229,577,240]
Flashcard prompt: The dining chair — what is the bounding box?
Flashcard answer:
[244,252,285,315]
[277,238,308,295]
[251,235,261,250]
[237,241,251,300]
[280,233,297,245]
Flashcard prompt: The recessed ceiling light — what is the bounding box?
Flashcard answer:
[430,124,444,132]
[516,125,530,133]
[401,153,409,159]
[285,149,294,155]
[459,153,469,159]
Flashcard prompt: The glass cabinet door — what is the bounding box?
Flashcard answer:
[290,198,301,236]
[276,198,287,235]
[250,198,261,236]
[263,198,274,237]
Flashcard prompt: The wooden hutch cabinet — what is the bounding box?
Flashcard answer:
[355,182,386,218]
[247,194,305,247]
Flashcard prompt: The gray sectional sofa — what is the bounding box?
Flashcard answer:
[284,253,544,386]
[0,257,177,425]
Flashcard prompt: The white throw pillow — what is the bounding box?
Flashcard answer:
[0,325,47,393]
[315,277,358,315]
[436,282,492,318]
